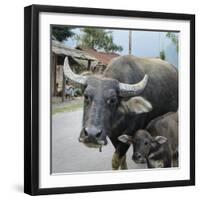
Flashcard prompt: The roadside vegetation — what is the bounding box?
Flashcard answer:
[52,98,83,115]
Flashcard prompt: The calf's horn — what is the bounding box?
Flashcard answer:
[119,74,148,97]
[63,57,87,85]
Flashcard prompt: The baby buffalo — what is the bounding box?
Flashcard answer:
[118,112,178,168]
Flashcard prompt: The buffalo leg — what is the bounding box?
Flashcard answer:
[112,153,127,170]
[112,143,130,170]
[120,155,128,169]
[112,152,121,170]
[172,150,178,167]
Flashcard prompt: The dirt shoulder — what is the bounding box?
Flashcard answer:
[52,97,84,115]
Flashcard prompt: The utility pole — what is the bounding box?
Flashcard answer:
[129,30,132,55]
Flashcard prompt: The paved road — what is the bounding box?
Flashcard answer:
[52,109,146,173]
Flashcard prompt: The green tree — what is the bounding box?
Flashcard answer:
[52,26,75,42]
[166,32,179,52]
[160,50,166,60]
[76,28,123,53]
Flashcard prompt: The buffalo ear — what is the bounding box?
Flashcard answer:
[118,134,133,144]
[118,96,153,114]
[154,136,168,144]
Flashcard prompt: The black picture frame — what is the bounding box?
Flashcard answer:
[24,4,195,196]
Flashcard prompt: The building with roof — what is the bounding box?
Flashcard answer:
[51,40,120,100]
[77,47,119,73]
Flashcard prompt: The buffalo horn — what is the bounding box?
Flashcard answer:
[63,57,87,85]
[119,74,148,97]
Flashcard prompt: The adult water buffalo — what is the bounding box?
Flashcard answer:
[63,55,178,170]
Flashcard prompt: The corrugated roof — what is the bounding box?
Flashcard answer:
[82,48,120,65]
[52,40,97,61]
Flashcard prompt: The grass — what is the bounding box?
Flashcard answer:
[52,101,83,115]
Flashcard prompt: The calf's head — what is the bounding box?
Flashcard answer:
[63,57,152,148]
[118,130,167,164]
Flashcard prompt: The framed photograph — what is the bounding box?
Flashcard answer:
[24,4,195,195]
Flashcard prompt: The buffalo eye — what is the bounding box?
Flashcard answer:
[144,141,148,146]
[107,98,117,105]
[84,94,90,103]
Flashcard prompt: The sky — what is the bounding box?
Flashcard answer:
[64,28,179,67]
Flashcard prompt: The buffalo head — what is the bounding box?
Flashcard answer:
[63,57,152,148]
[118,130,168,164]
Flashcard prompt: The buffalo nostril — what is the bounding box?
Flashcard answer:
[137,154,141,159]
[84,127,102,138]
[84,128,88,136]
[96,130,102,138]
[135,152,142,159]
